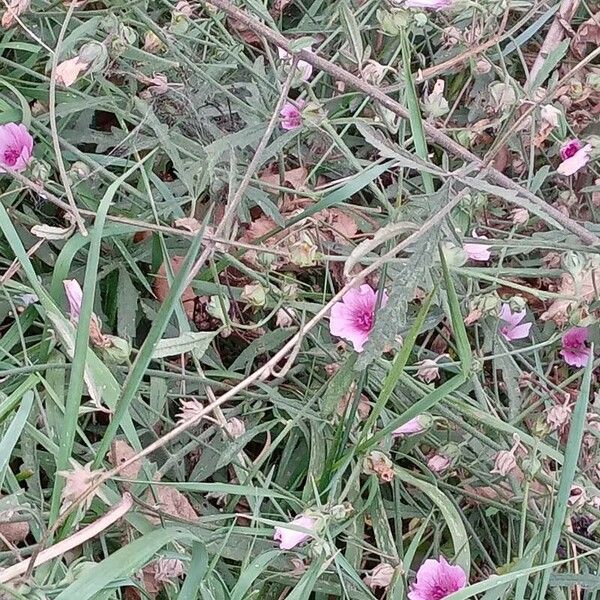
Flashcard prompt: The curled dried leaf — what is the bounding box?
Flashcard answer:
[146,486,198,523]
[109,440,142,480]
[154,256,197,320]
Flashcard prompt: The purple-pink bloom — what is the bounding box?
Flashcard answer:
[560,327,591,367]
[408,556,468,600]
[63,279,83,322]
[402,0,451,9]
[280,100,304,130]
[273,514,316,550]
[329,284,388,352]
[557,139,592,176]
[392,416,426,438]
[499,303,532,341]
[464,230,491,262]
[0,123,33,173]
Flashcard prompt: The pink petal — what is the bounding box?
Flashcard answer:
[506,322,532,340]
[561,347,591,368]
[557,144,592,176]
[273,515,316,550]
[392,416,425,437]
[464,243,491,261]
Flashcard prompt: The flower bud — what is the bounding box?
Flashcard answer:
[363,450,395,483]
[78,41,108,73]
[240,282,267,309]
[143,31,166,54]
[101,335,131,364]
[490,450,517,476]
[29,158,51,182]
[225,417,245,439]
[329,502,353,520]
[289,236,319,267]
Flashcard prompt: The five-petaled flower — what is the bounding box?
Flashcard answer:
[499,303,532,341]
[0,122,33,173]
[329,284,388,352]
[561,327,591,367]
[408,556,468,600]
[557,139,592,176]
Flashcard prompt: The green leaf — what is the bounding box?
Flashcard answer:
[152,331,219,359]
[55,528,194,600]
[0,391,34,488]
[340,3,363,65]
[394,468,471,573]
[321,353,357,416]
[356,225,440,369]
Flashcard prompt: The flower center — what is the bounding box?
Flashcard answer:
[354,310,373,333]
[563,144,579,159]
[500,325,510,336]
[3,148,19,166]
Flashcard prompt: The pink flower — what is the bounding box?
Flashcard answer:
[557,139,592,176]
[280,100,304,130]
[392,416,427,438]
[329,284,388,352]
[408,556,468,600]
[64,279,83,322]
[427,453,451,473]
[278,47,313,82]
[273,514,316,550]
[0,123,33,172]
[560,327,591,367]
[499,303,531,341]
[464,230,491,262]
[402,0,451,9]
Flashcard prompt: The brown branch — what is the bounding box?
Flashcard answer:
[205,0,600,247]
[0,493,133,583]
[526,0,581,88]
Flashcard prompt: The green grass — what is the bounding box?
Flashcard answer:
[0,0,599,597]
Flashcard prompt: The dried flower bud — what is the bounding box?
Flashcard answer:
[289,236,319,267]
[490,450,517,476]
[329,502,354,520]
[546,401,572,432]
[364,562,396,590]
[143,30,166,54]
[510,208,529,225]
[153,558,185,583]
[427,443,459,474]
[363,451,395,483]
[240,282,267,309]
[177,399,204,423]
[225,417,246,439]
[1,0,30,29]
[276,307,296,328]
[474,59,492,74]
[416,359,441,383]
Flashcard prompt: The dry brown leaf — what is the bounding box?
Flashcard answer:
[174,217,201,233]
[571,13,600,59]
[146,486,198,523]
[0,498,29,546]
[227,16,261,44]
[540,261,600,323]
[109,440,142,480]
[259,166,308,190]
[154,256,197,320]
